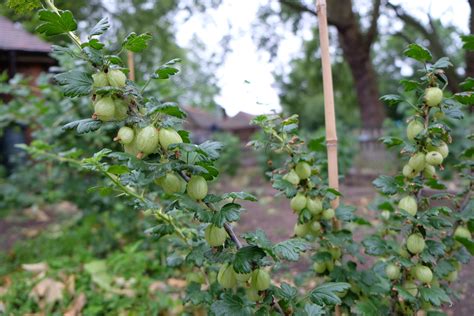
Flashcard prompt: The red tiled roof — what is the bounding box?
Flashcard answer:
[183,106,256,131]
[0,16,51,52]
[219,111,256,130]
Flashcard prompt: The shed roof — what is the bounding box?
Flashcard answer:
[0,16,51,53]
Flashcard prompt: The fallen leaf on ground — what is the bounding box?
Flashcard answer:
[22,262,48,274]
[64,293,86,316]
[167,278,187,289]
[30,278,65,307]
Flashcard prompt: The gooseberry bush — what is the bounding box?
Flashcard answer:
[9,1,473,315]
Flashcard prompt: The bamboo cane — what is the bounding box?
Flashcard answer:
[127,51,135,81]
[316,0,340,229]
[316,2,342,315]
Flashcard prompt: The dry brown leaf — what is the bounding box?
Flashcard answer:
[64,293,86,316]
[148,280,167,292]
[65,274,75,295]
[167,278,187,289]
[22,262,48,274]
[30,278,65,307]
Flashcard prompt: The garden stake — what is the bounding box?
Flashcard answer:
[317,1,341,315]
[128,51,135,81]
[316,1,340,228]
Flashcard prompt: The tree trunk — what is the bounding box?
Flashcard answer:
[337,27,386,129]
[466,0,474,78]
[327,0,386,129]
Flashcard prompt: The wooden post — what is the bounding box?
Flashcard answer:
[127,51,135,81]
[316,0,340,228]
[317,3,342,315]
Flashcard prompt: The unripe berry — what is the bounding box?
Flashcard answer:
[407,120,424,142]
[290,193,307,212]
[398,196,417,216]
[415,265,433,284]
[313,261,326,273]
[283,169,300,185]
[295,161,311,179]
[403,281,418,297]
[408,152,425,172]
[427,141,449,159]
[406,233,425,254]
[322,208,335,220]
[424,87,443,107]
[423,165,436,179]
[187,175,208,200]
[385,263,400,280]
[402,164,418,178]
[114,98,129,120]
[136,125,160,155]
[425,151,443,166]
[217,263,237,288]
[445,270,458,282]
[94,96,116,121]
[204,224,227,247]
[310,221,321,233]
[307,198,323,215]
[116,126,134,144]
[235,270,251,282]
[294,223,309,237]
[250,269,271,291]
[92,72,109,87]
[246,288,262,301]
[107,69,127,88]
[381,210,391,221]
[454,226,472,240]
[161,173,182,194]
[158,128,183,150]
[329,247,342,259]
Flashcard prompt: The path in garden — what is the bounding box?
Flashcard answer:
[216,170,473,316]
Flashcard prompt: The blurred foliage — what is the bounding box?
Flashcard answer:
[0,71,117,218]
[213,132,241,176]
[0,207,187,314]
[1,0,223,110]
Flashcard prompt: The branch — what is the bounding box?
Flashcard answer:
[365,0,382,48]
[278,0,317,17]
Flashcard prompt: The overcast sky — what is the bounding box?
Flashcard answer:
[175,0,470,116]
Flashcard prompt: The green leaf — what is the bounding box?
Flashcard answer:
[54,71,93,97]
[62,118,101,134]
[362,235,387,256]
[394,285,416,302]
[212,203,243,227]
[242,230,273,252]
[419,287,451,306]
[354,298,382,316]
[272,174,297,197]
[152,58,181,79]
[399,79,420,92]
[233,246,266,274]
[275,283,298,300]
[461,35,474,51]
[454,91,474,105]
[431,57,452,69]
[89,17,110,38]
[309,282,350,305]
[302,303,323,316]
[336,204,356,222]
[454,236,474,255]
[403,43,432,62]
[379,136,403,148]
[199,141,223,160]
[222,192,257,201]
[273,238,310,261]
[308,137,326,152]
[6,0,41,13]
[36,9,77,36]
[460,77,474,90]
[107,165,129,175]
[372,175,401,195]
[379,94,404,106]
[442,99,465,120]
[122,32,152,53]
[211,293,254,316]
[144,224,174,238]
[147,101,187,118]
